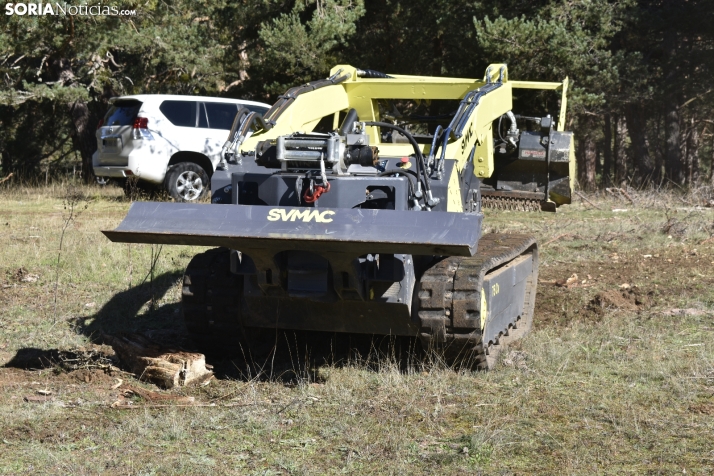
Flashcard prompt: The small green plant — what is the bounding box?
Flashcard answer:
[53,185,90,322]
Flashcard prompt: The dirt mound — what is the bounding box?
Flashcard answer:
[589,287,652,313]
[68,368,118,385]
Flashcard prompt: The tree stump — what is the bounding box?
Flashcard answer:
[104,333,213,389]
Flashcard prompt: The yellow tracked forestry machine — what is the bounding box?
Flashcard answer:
[104,64,574,369]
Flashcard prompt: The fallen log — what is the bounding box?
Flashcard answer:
[104,333,213,389]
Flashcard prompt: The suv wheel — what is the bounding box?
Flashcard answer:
[166,162,209,202]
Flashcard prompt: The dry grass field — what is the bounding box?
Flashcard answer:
[0,182,713,475]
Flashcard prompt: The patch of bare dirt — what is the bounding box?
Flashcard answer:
[535,242,714,327]
[67,368,118,385]
[589,287,653,313]
[688,403,714,415]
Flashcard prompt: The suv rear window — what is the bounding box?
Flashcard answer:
[204,103,270,130]
[160,100,197,127]
[205,102,238,130]
[104,100,141,126]
[159,100,269,129]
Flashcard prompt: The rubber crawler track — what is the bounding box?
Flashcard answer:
[182,237,538,368]
[417,234,539,370]
[182,247,247,354]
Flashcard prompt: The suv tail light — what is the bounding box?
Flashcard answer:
[132,117,154,140]
[96,119,104,130]
[133,117,149,129]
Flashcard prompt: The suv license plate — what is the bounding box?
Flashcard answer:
[102,137,121,152]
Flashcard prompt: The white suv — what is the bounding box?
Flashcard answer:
[93,95,270,201]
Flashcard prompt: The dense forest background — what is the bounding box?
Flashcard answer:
[1,0,713,190]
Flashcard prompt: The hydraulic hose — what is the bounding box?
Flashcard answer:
[363,121,431,193]
[428,125,443,170]
[225,107,252,145]
[440,127,451,160]
[339,108,359,135]
[226,111,271,153]
[356,69,393,79]
[378,169,416,196]
[506,110,517,134]
[263,71,351,123]
[220,107,255,166]
[246,111,273,133]
[497,114,505,143]
[437,126,452,173]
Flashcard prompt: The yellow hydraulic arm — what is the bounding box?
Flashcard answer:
[231,64,570,207]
